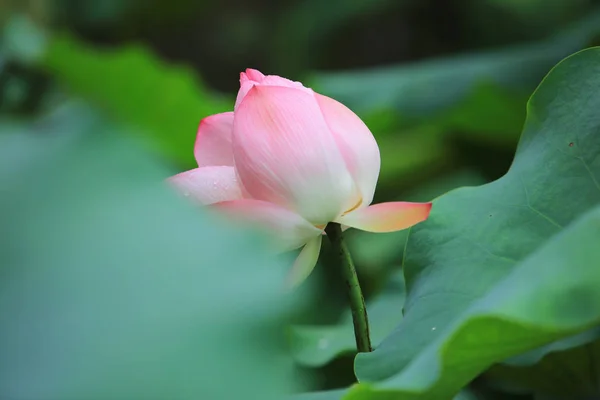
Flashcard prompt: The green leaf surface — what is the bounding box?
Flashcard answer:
[348,47,600,398]
[0,120,297,398]
[349,204,600,398]
[39,32,231,164]
[290,273,405,367]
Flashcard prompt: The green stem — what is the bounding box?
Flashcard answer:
[325,222,372,353]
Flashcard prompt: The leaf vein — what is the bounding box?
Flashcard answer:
[578,156,600,192]
[519,174,563,229]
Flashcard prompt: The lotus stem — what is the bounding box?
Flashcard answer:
[325,222,372,353]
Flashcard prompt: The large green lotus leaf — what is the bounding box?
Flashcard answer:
[347,203,600,399]
[347,47,600,397]
[0,120,297,398]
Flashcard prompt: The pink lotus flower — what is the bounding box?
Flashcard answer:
[169,69,431,284]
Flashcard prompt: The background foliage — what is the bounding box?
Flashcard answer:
[1,0,600,399]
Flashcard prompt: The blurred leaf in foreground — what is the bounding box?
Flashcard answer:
[0,117,298,399]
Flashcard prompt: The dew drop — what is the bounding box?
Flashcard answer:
[318,338,329,349]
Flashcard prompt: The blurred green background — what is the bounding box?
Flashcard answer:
[3,0,600,193]
[2,0,600,398]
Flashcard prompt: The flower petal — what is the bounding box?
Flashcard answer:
[194,112,234,167]
[235,69,312,110]
[236,72,260,110]
[315,93,380,208]
[244,68,265,81]
[337,202,432,232]
[232,85,355,225]
[214,199,322,252]
[286,235,323,288]
[167,166,242,205]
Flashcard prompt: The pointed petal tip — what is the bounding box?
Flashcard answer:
[286,235,323,289]
[419,201,433,217]
[337,201,432,233]
[244,68,265,81]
